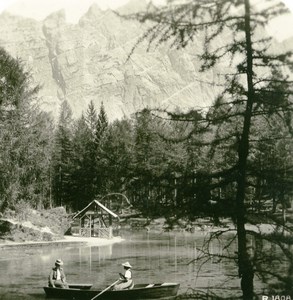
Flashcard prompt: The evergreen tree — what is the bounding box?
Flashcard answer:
[96,101,108,144]
[70,114,94,210]
[51,100,74,207]
[0,48,38,115]
[69,101,110,209]
[131,109,189,216]
[95,102,109,194]
[102,119,135,194]
[85,100,98,141]
[0,47,53,212]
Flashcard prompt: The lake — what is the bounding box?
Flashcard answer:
[0,229,265,299]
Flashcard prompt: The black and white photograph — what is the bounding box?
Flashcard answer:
[0,0,292,299]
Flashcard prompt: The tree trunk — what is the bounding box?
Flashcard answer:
[235,0,255,299]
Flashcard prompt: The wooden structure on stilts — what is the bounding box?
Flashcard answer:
[72,200,119,239]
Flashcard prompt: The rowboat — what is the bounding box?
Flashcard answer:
[43,282,180,299]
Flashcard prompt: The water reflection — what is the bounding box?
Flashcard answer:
[0,230,254,299]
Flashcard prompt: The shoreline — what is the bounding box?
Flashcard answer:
[0,221,285,250]
[0,235,124,249]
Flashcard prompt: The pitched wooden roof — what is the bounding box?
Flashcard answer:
[73,200,119,219]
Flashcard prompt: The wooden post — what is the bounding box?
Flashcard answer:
[90,214,92,237]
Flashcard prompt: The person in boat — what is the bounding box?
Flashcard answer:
[113,261,134,290]
[48,259,69,289]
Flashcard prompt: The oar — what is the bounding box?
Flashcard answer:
[90,279,121,300]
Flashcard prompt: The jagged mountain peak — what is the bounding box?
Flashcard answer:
[83,3,104,19]
[0,2,290,122]
[43,9,66,28]
[78,3,117,28]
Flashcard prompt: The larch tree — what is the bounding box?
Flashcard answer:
[125,0,293,298]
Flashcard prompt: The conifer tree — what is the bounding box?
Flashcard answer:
[95,102,109,194]
[85,100,98,141]
[70,114,93,209]
[102,119,134,194]
[96,101,108,145]
[51,100,74,207]
[0,47,53,211]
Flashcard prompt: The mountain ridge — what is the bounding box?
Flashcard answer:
[0,2,291,121]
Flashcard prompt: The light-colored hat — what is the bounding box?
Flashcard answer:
[55,259,64,266]
[122,262,132,268]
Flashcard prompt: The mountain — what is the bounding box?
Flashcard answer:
[0,2,223,121]
[0,2,291,121]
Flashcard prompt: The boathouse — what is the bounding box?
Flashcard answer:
[71,200,119,238]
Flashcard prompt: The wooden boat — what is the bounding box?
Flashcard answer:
[44,282,180,300]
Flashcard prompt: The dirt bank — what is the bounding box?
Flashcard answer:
[0,207,70,243]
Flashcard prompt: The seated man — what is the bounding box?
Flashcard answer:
[48,259,69,289]
[113,262,134,290]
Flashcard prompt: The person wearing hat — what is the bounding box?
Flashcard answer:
[48,259,69,289]
[113,262,134,290]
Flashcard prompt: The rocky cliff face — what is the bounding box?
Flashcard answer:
[0,3,290,121]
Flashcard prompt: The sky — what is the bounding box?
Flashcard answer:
[0,0,131,22]
[0,0,292,41]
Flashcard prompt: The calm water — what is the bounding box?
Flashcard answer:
[0,230,258,299]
